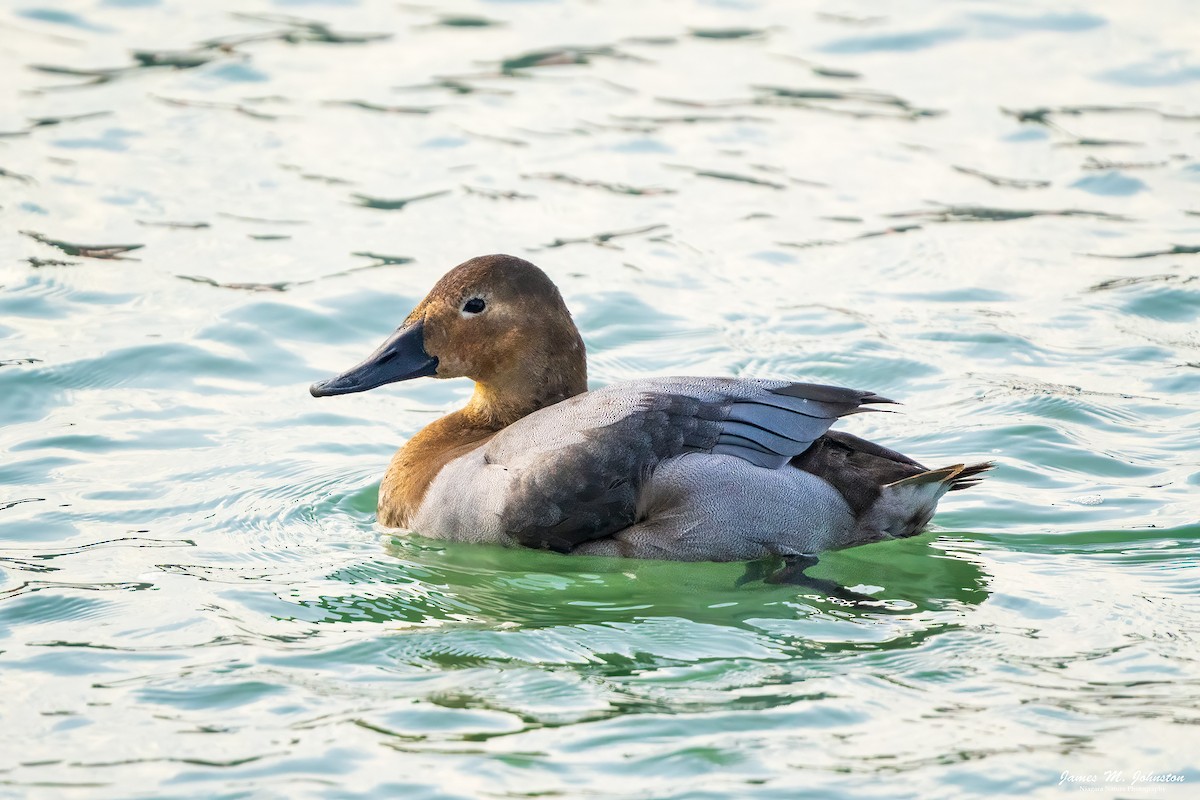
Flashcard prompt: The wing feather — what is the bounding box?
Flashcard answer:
[484,377,890,551]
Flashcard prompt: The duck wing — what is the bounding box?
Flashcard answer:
[482,377,892,552]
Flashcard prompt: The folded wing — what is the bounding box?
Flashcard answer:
[483,377,891,552]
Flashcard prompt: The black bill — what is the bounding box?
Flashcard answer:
[310,320,438,397]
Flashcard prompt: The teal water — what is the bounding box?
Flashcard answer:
[2,0,1199,797]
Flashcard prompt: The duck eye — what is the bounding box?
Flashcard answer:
[462,297,486,315]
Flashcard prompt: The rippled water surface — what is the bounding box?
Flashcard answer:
[2,0,1199,797]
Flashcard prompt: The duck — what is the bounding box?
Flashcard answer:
[311,254,991,593]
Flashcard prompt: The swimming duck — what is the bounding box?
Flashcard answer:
[312,255,990,591]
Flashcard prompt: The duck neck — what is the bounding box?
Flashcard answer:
[463,355,588,429]
[379,320,588,527]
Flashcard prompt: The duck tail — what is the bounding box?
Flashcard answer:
[945,461,995,491]
[863,461,994,540]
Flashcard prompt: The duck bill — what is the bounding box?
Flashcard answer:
[310,320,438,397]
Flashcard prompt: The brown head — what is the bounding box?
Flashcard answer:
[310,255,588,427]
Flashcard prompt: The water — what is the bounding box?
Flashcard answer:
[2,0,1198,797]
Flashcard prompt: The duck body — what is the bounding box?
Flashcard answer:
[312,255,990,570]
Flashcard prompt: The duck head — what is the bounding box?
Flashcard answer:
[310,254,588,425]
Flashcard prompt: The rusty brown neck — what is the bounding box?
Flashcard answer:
[462,360,588,428]
[378,352,588,527]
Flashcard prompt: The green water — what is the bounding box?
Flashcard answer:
[2,0,1199,797]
